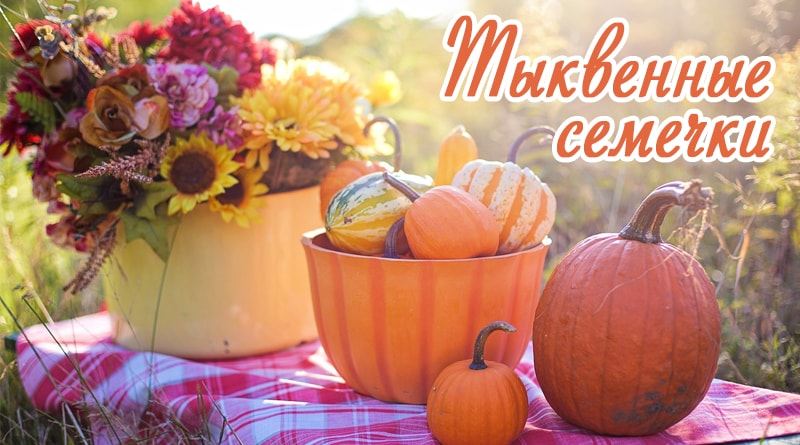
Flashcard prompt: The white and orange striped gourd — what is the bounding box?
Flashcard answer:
[451,127,556,255]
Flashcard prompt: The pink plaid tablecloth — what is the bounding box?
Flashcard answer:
[15,312,800,444]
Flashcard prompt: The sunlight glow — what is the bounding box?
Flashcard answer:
[197,0,467,40]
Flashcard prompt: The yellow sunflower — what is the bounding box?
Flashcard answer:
[161,134,240,215]
[209,168,269,227]
[233,58,370,171]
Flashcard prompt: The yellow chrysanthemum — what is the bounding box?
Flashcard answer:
[209,168,269,227]
[368,70,403,107]
[161,134,240,215]
[233,58,373,171]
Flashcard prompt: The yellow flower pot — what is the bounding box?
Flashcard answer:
[103,186,322,359]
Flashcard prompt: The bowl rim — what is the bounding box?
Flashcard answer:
[301,228,550,263]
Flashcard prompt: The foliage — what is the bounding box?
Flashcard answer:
[13,92,55,132]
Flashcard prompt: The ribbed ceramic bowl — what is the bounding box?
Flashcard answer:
[302,229,549,404]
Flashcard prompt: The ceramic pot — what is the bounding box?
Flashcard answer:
[104,186,322,359]
[302,230,549,404]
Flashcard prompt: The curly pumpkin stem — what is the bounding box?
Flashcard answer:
[470,321,517,371]
[506,126,556,163]
[384,217,406,259]
[364,116,402,170]
[619,180,714,244]
[382,172,420,201]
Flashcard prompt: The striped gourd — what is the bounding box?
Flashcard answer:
[326,171,432,255]
[451,126,557,255]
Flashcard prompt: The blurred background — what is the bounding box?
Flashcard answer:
[0,0,798,436]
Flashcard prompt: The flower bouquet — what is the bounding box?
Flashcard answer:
[1,0,396,358]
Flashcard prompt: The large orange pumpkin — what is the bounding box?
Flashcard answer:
[427,321,528,445]
[318,116,401,217]
[452,127,556,254]
[383,172,500,259]
[533,180,720,436]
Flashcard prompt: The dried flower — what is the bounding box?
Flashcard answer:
[160,0,275,89]
[77,137,169,194]
[79,85,169,147]
[63,218,119,294]
[147,62,218,128]
[97,64,156,101]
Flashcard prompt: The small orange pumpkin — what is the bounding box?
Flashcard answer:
[451,127,556,254]
[318,116,401,217]
[383,172,500,259]
[427,321,528,445]
[434,125,479,185]
[533,180,720,436]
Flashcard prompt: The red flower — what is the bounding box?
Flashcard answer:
[160,0,276,89]
[10,19,72,61]
[0,68,47,155]
[122,20,167,49]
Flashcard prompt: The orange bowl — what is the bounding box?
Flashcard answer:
[301,229,550,404]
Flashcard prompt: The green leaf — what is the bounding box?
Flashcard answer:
[119,208,179,262]
[15,91,56,132]
[56,174,107,201]
[205,64,240,105]
[133,181,177,220]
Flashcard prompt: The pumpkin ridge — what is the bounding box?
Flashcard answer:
[506,174,542,251]
[545,238,587,422]
[456,162,479,191]
[479,165,504,208]
[489,165,522,224]
[624,243,657,430]
[686,253,714,419]
[498,175,526,247]
[653,248,681,433]
[520,180,553,247]
[594,239,633,433]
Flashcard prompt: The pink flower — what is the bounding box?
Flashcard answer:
[160,0,276,89]
[197,105,244,150]
[147,62,218,128]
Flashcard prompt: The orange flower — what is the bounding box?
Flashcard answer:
[79,85,169,148]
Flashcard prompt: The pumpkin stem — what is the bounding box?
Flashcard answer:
[384,217,406,258]
[382,172,421,202]
[469,321,517,371]
[364,116,402,170]
[506,126,556,163]
[619,180,713,244]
